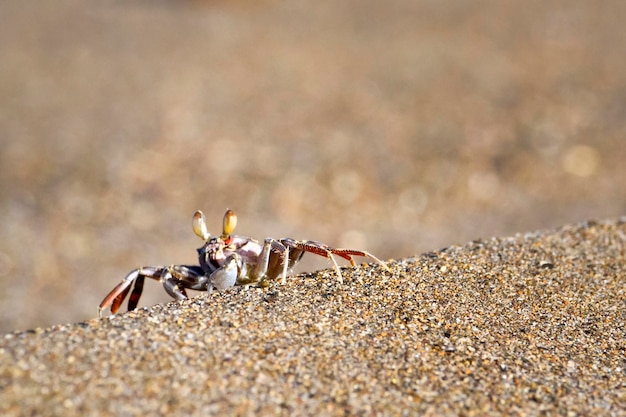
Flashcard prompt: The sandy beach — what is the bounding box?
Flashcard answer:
[2,218,624,416]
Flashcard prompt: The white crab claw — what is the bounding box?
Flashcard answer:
[210,254,241,291]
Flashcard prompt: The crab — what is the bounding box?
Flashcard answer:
[98,209,388,317]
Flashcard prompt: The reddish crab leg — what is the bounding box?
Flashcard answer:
[279,239,389,284]
[99,268,160,316]
[329,248,388,268]
[127,275,145,311]
[102,280,133,315]
[99,265,207,317]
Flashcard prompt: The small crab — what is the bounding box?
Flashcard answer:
[98,209,388,316]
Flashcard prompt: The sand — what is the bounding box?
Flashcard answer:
[1,218,624,416]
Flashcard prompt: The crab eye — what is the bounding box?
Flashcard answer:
[222,209,237,238]
[192,210,210,241]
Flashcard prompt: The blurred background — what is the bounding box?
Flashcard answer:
[1,1,625,332]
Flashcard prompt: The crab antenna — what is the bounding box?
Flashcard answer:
[222,209,237,238]
[192,210,210,241]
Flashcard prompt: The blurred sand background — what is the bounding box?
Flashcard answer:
[0,1,625,332]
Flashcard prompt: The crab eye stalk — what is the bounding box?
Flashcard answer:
[192,210,210,241]
[222,209,237,238]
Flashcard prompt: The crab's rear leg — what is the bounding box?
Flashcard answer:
[276,239,347,283]
[280,239,389,284]
[327,248,389,271]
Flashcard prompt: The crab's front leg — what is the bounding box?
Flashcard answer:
[99,266,162,317]
[159,265,209,300]
[98,265,206,317]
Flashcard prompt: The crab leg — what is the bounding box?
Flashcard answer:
[278,239,346,283]
[98,265,206,317]
[280,239,390,284]
[109,278,134,314]
[126,274,145,311]
[326,248,389,271]
[160,268,189,300]
[99,267,160,316]
[158,265,208,299]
